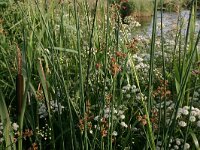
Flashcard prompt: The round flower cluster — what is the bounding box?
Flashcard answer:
[156,100,175,110]
[38,103,48,118]
[92,105,128,138]
[130,53,163,83]
[132,54,149,75]
[0,121,20,144]
[122,83,147,100]
[36,124,52,141]
[0,122,3,144]
[123,16,141,28]
[38,100,64,118]
[154,50,171,65]
[122,84,139,94]
[191,88,200,107]
[164,103,200,128]
[119,16,141,39]
[177,106,200,128]
[50,100,64,114]
[156,137,190,150]
[101,105,127,126]
[12,122,19,131]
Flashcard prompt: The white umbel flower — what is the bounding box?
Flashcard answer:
[191,111,197,116]
[94,116,99,121]
[189,116,196,122]
[174,145,179,149]
[120,114,125,120]
[113,108,117,114]
[178,121,187,127]
[178,108,183,114]
[120,122,128,128]
[126,94,131,98]
[89,130,93,134]
[104,107,110,114]
[118,110,124,115]
[182,109,189,115]
[112,131,118,136]
[183,143,190,150]
[175,138,181,145]
[183,106,189,110]
[12,123,19,131]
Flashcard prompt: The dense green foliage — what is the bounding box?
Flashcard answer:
[0,0,200,150]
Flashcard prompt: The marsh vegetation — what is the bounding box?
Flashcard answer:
[0,0,200,149]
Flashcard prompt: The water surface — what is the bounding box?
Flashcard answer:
[134,10,200,36]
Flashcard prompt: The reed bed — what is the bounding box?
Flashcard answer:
[0,0,200,149]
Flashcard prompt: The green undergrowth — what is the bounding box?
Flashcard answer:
[0,0,200,149]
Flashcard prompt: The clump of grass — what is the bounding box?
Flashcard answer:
[158,0,195,12]
[130,0,154,17]
[0,0,200,149]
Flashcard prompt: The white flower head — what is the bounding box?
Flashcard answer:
[131,85,136,89]
[175,138,181,145]
[94,116,99,121]
[120,114,125,120]
[104,107,110,114]
[118,110,124,115]
[112,131,118,136]
[120,122,128,128]
[178,121,187,127]
[191,111,197,116]
[104,114,110,118]
[12,123,19,131]
[126,94,131,99]
[38,103,48,118]
[178,108,183,114]
[183,106,189,110]
[123,84,131,91]
[183,143,190,150]
[189,116,196,122]
[174,145,179,149]
[182,109,189,115]
[89,130,93,134]
[113,108,118,114]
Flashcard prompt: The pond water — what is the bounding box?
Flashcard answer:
[134,10,200,36]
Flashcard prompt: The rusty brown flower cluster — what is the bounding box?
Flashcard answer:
[136,108,159,130]
[110,51,127,76]
[153,80,171,100]
[126,38,139,54]
[78,100,94,134]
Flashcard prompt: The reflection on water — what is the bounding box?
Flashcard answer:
[134,10,200,36]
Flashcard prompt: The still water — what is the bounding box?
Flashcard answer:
[134,10,200,36]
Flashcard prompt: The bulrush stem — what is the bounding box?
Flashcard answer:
[16,45,23,118]
[16,74,23,117]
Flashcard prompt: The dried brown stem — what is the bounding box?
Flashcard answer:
[16,44,22,75]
